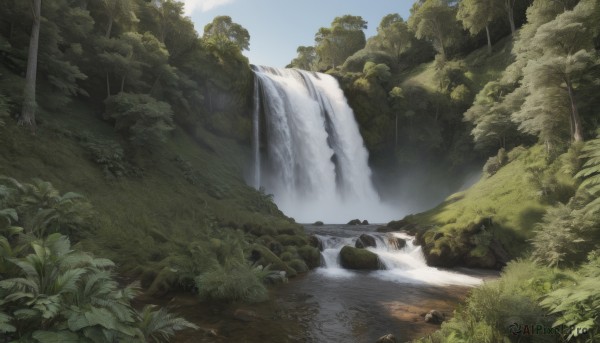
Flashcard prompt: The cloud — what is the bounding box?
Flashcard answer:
[181,0,235,15]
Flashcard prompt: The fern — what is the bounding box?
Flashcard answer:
[137,305,198,343]
[576,135,600,213]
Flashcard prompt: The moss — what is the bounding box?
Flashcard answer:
[288,259,309,273]
[297,245,321,269]
[339,246,380,270]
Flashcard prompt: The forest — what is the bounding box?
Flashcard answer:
[0,0,599,342]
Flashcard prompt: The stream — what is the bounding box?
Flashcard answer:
[171,224,498,343]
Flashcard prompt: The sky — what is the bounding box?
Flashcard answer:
[181,0,414,68]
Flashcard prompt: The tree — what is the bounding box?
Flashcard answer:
[315,15,367,69]
[98,0,138,38]
[464,81,523,151]
[203,16,250,52]
[367,14,414,65]
[457,0,504,54]
[287,46,317,71]
[408,0,460,58]
[514,1,598,145]
[104,93,174,145]
[19,0,41,128]
[138,0,198,62]
[503,0,517,34]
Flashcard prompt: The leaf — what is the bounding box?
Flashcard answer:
[32,330,80,343]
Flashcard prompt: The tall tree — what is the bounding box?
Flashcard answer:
[315,15,367,69]
[503,0,517,34]
[367,14,414,65]
[514,0,598,144]
[457,0,503,54]
[287,46,317,71]
[98,0,138,38]
[20,0,41,128]
[408,0,460,58]
[203,15,250,52]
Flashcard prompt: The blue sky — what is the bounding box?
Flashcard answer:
[182,0,414,68]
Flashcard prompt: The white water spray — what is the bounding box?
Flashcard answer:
[314,232,482,287]
[252,66,396,223]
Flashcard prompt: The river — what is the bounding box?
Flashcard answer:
[169,224,497,343]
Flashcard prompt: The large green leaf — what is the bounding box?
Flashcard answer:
[32,330,80,343]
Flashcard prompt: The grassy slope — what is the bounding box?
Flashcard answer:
[409,147,547,258]
[0,92,307,291]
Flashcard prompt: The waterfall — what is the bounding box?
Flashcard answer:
[252,75,261,189]
[252,66,395,223]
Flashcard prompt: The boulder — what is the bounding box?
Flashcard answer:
[375,334,397,343]
[355,234,377,248]
[424,310,445,324]
[313,221,324,226]
[388,236,407,249]
[297,245,321,269]
[362,220,369,225]
[347,219,362,225]
[340,246,380,270]
[308,235,323,251]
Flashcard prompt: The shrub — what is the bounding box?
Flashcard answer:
[104,93,174,146]
[531,203,598,268]
[483,148,507,176]
[195,261,270,303]
[541,255,600,342]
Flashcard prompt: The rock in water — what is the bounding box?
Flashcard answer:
[308,235,323,251]
[340,246,380,270]
[313,221,324,226]
[362,219,369,225]
[347,219,362,225]
[355,234,377,248]
[375,334,397,343]
[424,310,445,324]
[388,236,406,249]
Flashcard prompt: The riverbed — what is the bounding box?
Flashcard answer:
[170,224,498,343]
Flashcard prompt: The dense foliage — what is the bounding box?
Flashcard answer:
[0,177,197,341]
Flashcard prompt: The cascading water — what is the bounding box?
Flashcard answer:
[313,230,482,286]
[252,66,395,223]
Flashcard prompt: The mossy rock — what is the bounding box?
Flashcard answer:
[339,246,380,270]
[251,244,297,277]
[355,234,377,248]
[308,235,323,251]
[289,259,309,273]
[279,251,294,262]
[297,245,321,268]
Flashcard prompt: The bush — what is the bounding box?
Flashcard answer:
[195,261,270,303]
[104,93,174,146]
[532,199,600,268]
[483,148,507,176]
